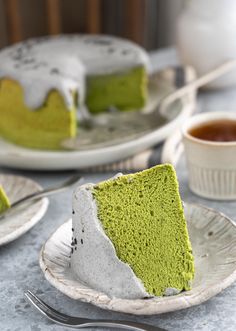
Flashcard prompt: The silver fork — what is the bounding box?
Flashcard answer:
[25,291,167,331]
[0,174,83,220]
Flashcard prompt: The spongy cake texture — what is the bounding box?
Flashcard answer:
[0,79,77,150]
[93,164,194,296]
[0,186,10,213]
[86,67,147,113]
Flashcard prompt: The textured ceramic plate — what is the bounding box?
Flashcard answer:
[0,67,196,170]
[0,174,49,246]
[39,203,236,315]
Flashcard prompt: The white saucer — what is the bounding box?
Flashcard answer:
[0,67,196,171]
[0,174,49,246]
[39,203,236,315]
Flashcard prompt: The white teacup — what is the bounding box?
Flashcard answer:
[162,112,236,200]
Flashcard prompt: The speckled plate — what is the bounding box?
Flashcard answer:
[39,203,236,315]
[0,174,49,246]
[0,66,196,171]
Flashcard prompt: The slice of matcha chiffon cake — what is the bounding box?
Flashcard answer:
[71,164,194,299]
[0,186,10,213]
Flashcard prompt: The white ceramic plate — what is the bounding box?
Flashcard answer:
[0,67,196,171]
[39,203,236,315]
[0,174,49,246]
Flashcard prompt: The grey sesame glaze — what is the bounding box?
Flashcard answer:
[0,35,150,110]
[71,178,180,299]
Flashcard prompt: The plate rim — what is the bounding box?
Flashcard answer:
[0,174,49,246]
[39,202,236,315]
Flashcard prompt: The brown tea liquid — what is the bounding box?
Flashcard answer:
[189,119,236,142]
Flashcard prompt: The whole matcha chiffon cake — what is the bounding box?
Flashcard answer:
[71,164,194,299]
[0,35,149,150]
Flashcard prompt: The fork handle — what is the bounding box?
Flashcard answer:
[71,320,166,331]
[0,186,63,220]
[11,185,68,208]
[0,175,82,220]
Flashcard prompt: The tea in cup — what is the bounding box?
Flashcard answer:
[162,112,236,200]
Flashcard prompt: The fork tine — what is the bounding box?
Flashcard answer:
[25,293,67,326]
[25,291,69,322]
[26,290,68,317]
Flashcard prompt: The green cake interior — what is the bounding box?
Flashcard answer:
[93,164,194,296]
[0,186,10,213]
[0,67,148,150]
[0,78,77,150]
[86,67,147,113]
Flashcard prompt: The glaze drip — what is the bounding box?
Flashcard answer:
[0,35,150,110]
